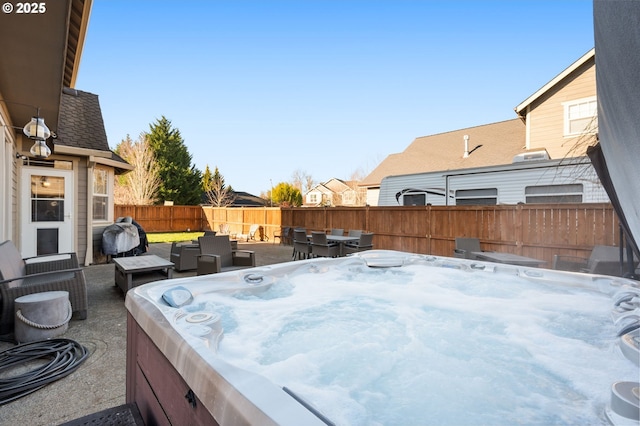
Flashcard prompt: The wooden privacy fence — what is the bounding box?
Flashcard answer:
[114,205,207,232]
[283,203,621,266]
[116,203,621,266]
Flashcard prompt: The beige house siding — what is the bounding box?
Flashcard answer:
[527,58,596,158]
[76,157,88,263]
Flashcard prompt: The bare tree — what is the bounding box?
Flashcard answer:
[348,167,369,206]
[204,166,236,207]
[114,133,161,205]
[291,169,315,193]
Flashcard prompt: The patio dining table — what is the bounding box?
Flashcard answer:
[307,234,360,257]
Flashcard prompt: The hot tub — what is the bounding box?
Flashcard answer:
[125,250,640,425]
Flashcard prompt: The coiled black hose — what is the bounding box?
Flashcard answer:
[0,338,89,405]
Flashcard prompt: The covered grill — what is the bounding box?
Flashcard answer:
[102,217,148,257]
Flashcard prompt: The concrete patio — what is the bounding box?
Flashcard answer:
[0,241,293,425]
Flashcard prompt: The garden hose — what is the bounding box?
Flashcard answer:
[0,338,89,405]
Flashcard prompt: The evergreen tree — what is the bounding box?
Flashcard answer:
[148,116,202,205]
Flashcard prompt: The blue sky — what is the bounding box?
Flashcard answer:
[75,1,595,196]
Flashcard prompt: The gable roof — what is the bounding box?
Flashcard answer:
[54,88,132,173]
[306,178,353,196]
[360,119,526,187]
[515,48,595,118]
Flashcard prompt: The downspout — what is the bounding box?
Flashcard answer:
[84,159,94,266]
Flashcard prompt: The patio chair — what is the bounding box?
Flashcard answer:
[292,229,312,260]
[348,229,363,237]
[311,231,340,258]
[453,237,482,259]
[0,240,88,335]
[238,224,268,242]
[553,245,638,276]
[170,242,200,271]
[273,227,291,245]
[343,233,374,255]
[330,228,344,236]
[196,235,255,275]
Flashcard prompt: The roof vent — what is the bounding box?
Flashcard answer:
[512,150,549,163]
[463,135,470,158]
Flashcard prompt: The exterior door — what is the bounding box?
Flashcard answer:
[21,167,74,256]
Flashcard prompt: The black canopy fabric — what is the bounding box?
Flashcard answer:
[593,1,640,268]
[587,143,638,276]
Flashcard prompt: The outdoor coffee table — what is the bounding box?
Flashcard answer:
[471,252,546,267]
[113,255,174,293]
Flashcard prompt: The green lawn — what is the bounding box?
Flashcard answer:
[146,232,206,244]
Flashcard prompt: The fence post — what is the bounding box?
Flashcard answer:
[515,203,523,254]
[426,204,431,255]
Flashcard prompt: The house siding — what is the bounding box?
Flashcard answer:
[527,59,597,158]
[76,157,88,263]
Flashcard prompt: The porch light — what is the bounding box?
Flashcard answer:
[23,115,52,159]
[0,99,53,159]
[30,140,51,159]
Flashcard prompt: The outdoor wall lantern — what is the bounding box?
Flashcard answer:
[23,114,52,159]
[1,100,52,159]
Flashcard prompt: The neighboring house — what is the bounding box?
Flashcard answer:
[361,48,598,206]
[231,191,268,207]
[0,0,133,265]
[304,178,364,207]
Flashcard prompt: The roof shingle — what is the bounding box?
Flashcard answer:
[361,119,526,186]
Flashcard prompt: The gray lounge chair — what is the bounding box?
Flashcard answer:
[453,238,482,259]
[196,235,255,275]
[170,242,200,271]
[0,240,88,335]
[553,245,638,276]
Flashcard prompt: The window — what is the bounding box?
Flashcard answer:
[31,175,64,222]
[342,191,355,205]
[309,193,318,204]
[563,97,597,136]
[525,184,583,204]
[455,188,498,205]
[403,193,426,206]
[93,167,109,221]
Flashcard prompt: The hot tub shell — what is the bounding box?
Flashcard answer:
[125,250,640,425]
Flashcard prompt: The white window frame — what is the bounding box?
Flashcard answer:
[562,96,597,137]
[92,166,112,222]
[309,193,318,204]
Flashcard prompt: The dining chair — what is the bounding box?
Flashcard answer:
[343,233,374,255]
[311,231,340,258]
[330,228,344,236]
[292,229,312,260]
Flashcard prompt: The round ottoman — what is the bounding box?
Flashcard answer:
[14,291,71,343]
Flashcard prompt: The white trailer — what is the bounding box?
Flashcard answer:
[378,157,610,206]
